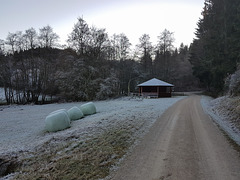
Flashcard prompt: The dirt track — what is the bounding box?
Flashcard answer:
[111,95,240,180]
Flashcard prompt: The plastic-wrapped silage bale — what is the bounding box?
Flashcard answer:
[67,106,84,121]
[50,109,67,115]
[45,110,70,132]
[49,109,70,124]
[79,102,96,116]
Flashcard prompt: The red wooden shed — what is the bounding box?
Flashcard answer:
[137,78,174,98]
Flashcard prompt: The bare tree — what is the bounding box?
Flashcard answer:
[38,25,59,48]
[87,26,109,60]
[138,34,153,54]
[6,32,18,53]
[111,33,131,60]
[156,29,175,79]
[157,29,175,54]
[67,17,90,55]
[24,27,38,49]
[119,33,131,60]
[137,34,153,73]
[15,31,25,51]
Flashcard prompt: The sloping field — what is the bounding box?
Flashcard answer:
[0,96,184,179]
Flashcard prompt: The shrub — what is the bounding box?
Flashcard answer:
[225,64,240,96]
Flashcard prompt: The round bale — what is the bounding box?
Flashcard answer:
[50,109,67,115]
[49,109,70,124]
[67,106,84,121]
[79,102,96,116]
[45,111,70,132]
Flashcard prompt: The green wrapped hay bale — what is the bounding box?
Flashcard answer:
[50,109,67,115]
[67,106,84,121]
[45,111,70,132]
[49,109,70,123]
[80,102,96,116]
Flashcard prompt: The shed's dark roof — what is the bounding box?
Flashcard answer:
[137,78,174,87]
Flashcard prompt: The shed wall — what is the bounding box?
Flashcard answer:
[139,86,172,97]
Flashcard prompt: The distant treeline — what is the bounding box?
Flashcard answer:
[190,0,240,94]
[0,18,198,104]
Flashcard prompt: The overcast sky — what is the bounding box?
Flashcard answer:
[0,0,204,48]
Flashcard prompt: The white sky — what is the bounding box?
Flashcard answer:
[0,0,204,48]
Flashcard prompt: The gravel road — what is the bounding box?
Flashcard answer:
[111,95,240,180]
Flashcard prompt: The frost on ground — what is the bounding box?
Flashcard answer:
[201,95,240,145]
[0,96,184,179]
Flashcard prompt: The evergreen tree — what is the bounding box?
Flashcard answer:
[190,0,240,93]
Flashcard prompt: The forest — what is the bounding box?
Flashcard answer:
[0,0,239,104]
[0,20,196,104]
[190,0,240,96]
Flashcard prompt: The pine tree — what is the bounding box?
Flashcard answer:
[190,0,240,93]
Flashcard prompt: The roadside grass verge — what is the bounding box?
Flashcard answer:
[220,127,240,157]
[13,128,133,180]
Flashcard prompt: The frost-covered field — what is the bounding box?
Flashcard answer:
[0,96,185,156]
[201,95,240,145]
